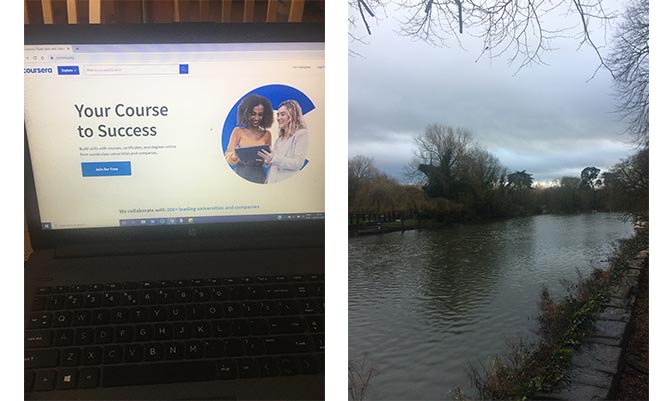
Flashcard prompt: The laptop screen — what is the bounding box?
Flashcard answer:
[24,24,324,233]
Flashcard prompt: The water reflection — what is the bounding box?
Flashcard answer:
[349,214,632,400]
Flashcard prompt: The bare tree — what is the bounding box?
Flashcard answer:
[351,0,616,75]
[349,155,382,206]
[348,0,385,57]
[408,124,472,197]
[606,0,649,147]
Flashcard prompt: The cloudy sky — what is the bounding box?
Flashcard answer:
[348,1,637,185]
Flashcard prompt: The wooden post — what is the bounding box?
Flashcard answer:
[288,0,304,22]
[41,0,54,24]
[199,0,209,21]
[173,0,181,22]
[266,0,278,22]
[221,0,232,22]
[66,0,78,24]
[25,0,30,24]
[89,0,102,23]
[243,0,255,22]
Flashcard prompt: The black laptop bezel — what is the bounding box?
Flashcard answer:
[24,22,325,252]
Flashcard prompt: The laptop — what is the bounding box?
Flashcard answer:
[24,23,324,400]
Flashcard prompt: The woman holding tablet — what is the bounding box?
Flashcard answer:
[225,94,273,184]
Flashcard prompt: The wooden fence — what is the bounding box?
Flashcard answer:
[348,210,418,226]
[24,0,323,25]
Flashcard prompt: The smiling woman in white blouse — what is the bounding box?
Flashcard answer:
[258,99,309,184]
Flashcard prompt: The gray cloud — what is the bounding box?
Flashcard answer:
[349,4,634,184]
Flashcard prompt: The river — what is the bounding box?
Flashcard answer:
[348,213,633,400]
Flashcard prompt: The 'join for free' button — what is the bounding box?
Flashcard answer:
[81,161,132,177]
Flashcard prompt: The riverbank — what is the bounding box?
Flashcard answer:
[614,253,648,400]
[451,228,649,401]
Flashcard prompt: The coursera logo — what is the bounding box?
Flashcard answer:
[24,67,53,74]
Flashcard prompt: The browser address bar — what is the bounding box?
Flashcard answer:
[84,64,186,76]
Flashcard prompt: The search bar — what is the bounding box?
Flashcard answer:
[83,64,187,75]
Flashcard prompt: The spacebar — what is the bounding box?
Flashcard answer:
[103,361,217,387]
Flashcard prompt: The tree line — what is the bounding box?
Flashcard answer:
[349,124,648,223]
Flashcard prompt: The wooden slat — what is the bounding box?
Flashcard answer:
[41,0,54,24]
[199,0,209,21]
[173,0,181,21]
[25,0,29,24]
[221,0,232,22]
[266,0,278,22]
[66,0,78,24]
[243,0,255,22]
[89,0,102,23]
[288,0,304,22]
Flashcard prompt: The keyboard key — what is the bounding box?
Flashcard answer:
[110,309,128,323]
[154,324,173,340]
[193,322,211,338]
[33,370,56,391]
[82,347,102,365]
[298,355,320,374]
[223,339,244,356]
[173,323,191,339]
[56,368,78,390]
[28,312,52,329]
[215,360,237,380]
[61,348,81,366]
[66,294,84,309]
[278,355,299,375]
[103,345,123,364]
[115,326,134,342]
[36,286,51,295]
[95,327,114,344]
[243,338,266,356]
[73,310,92,326]
[87,284,104,292]
[53,311,72,327]
[92,310,110,325]
[25,330,52,348]
[124,344,143,362]
[25,349,59,369]
[268,317,306,334]
[78,367,99,389]
[237,358,259,378]
[75,328,94,345]
[31,296,47,311]
[148,306,168,322]
[164,342,184,360]
[204,339,224,358]
[85,293,103,307]
[129,307,148,323]
[104,292,120,307]
[145,343,164,361]
[135,325,153,341]
[306,316,324,333]
[54,329,74,346]
[185,341,204,358]
[258,357,279,377]
[102,361,216,387]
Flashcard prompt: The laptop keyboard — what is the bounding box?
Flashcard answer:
[25,275,324,392]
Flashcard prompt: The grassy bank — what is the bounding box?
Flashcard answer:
[453,226,648,401]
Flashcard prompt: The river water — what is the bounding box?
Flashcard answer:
[348,213,633,400]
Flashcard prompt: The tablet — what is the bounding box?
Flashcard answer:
[235,144,270,162]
